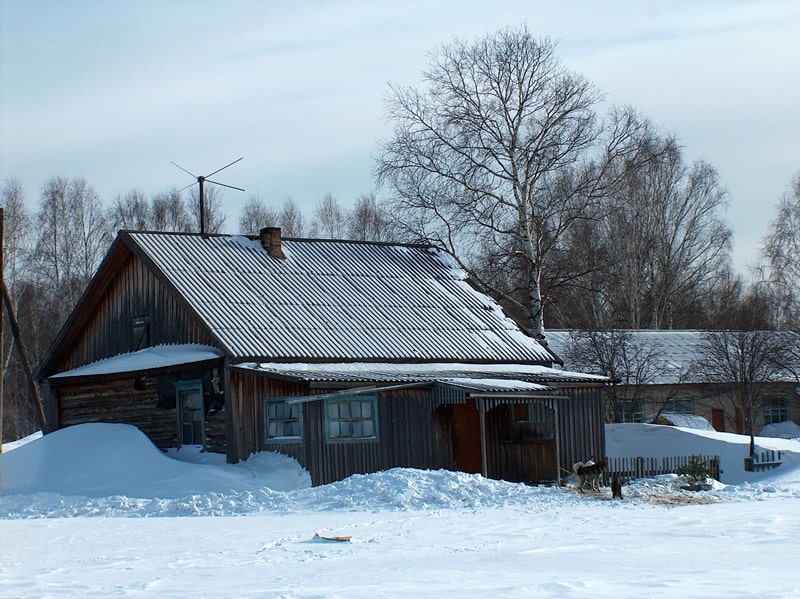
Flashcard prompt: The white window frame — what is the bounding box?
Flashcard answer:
[764,398,789,425]
[264,397,303,443]
[324,395,379,443]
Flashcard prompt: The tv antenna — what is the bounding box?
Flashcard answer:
[171,157,245,235]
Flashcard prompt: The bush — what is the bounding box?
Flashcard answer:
[677,454,713,490]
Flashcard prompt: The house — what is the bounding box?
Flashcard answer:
[36,229,608,485]
[545,329,800,434]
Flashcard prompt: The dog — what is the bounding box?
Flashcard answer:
[611,474,623,500]
[572,458,608,493]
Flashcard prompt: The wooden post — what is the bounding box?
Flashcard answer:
[478,398,488,478]
[1,280,46,430]
[0,208,4,453]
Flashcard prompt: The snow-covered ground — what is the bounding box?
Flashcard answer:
[2,422,800,598]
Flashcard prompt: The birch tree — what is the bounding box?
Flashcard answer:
[348,193,392,242]
[238,194,279,236]
[376,27,653,339]
[761,171,800,328]
[311,193,346,239]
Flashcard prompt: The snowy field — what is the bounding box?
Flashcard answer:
[2,423,800,598]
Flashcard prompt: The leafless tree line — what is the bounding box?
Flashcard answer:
[3,26,800,441]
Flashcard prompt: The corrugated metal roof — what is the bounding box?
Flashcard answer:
[233,361,607,385]
[127,233,554,364]
[545,329,800,384]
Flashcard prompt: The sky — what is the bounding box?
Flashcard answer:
[2,421,800,596]
[1,1,799,274]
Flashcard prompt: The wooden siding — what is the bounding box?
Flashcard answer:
[484,402,557,483]
[56,378,177,449]
[229,371,309,463]
[248,373,606,486]
[50,253,214,374]
[556,386,606,479]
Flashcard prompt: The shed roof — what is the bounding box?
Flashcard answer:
[234,361,606,386]
[124,232,555,364]
[49,344,224,381]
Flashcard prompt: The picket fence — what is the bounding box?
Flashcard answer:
[608,454,721,482]
[745,449,783,472]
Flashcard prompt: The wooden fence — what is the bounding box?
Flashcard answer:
[745,449,783,472]
[608,455,721,482]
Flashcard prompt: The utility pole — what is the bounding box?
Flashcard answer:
[0,208,4,453]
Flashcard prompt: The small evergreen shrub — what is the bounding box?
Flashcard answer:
[677,454,713,490]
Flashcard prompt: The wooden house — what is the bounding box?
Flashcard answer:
[36,229,607,485]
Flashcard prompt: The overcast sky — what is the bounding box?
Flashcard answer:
[1,1,798,273]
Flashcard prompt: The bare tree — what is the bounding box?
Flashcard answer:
[376,27,655,339]
[560,330,686,423]
[279,198,305,237]
[1,179,36,441]
[189,185,227,234]
[311,193,346,239]
[695,330,794,451]
[109,189,150,232]
[1,178,33,293]
[32,176,110,321]
[348,193,393,242]
[238,194,279,235]
[760,171,800,328]
[151,189,192,232]
[603,145,731,329]
[69,177,110,282]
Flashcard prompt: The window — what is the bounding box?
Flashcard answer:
[325,396,378,442]
[618,400,645,423]
[132,315,150,351]
[764,399,789,425]
[510,401,554,441]
[665,399,694,415]
[265,399,302,441]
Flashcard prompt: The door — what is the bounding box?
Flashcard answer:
[451,401,482,474]
[176,380,205,446]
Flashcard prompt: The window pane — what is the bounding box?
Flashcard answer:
[266,399,301,439]
[328,403,339,419]
[339,402,351,419]
[362,420,374,437]
[361,401,372,418]
[329,421,340,438]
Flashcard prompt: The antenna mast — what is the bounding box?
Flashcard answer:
[171,157,245,235]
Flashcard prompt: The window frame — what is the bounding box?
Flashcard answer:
[324,395,379,444]
[764,398,789,425]
[264,397,303,443]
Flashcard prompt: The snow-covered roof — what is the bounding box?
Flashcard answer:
[234,361,607,386]
[127,232,554,364]
[545,330,800,385]
[50,344,224,379]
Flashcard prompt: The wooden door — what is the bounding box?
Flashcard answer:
[451,401,482,474]
[176,380,205,446]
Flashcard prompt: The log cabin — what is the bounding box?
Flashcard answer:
[36,228,608,485]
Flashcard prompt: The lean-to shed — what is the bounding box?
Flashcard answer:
[36,229,607,485]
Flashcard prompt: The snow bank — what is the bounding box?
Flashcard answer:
[0,423,310,499]
[760,419,800,439]
[3,421,800,519]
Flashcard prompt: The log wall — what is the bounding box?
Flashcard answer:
[56,377,177,449]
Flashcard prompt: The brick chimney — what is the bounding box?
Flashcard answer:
[259,227,286,259]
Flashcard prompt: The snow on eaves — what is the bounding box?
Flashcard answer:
[50,344,224,379]
[235,361,608,385]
